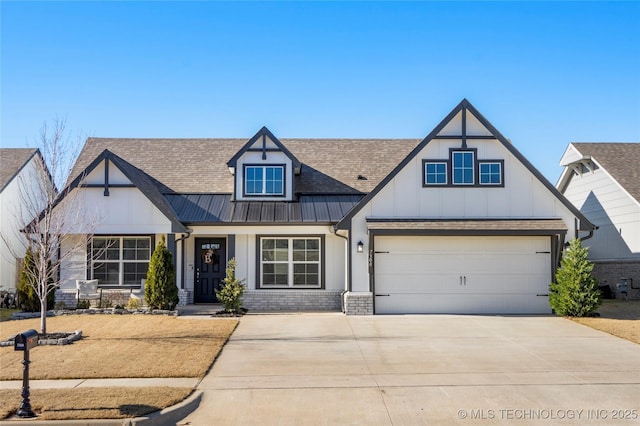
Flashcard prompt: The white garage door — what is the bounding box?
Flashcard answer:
[374,236,552,314]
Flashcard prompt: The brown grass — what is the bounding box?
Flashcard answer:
[0,387,192,420]
[571,300,639,344]
[0,315,238,380]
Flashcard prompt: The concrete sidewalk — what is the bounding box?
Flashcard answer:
[177,313,640,425]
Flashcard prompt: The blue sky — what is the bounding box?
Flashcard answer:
[2,1,639,183]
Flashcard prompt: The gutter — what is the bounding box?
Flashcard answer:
[331,225,350,313]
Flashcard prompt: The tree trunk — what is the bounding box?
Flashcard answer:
[40,295,47,335]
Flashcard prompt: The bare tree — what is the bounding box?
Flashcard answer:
[6,118,98,334]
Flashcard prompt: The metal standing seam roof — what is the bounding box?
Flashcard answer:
[167,194,363,224]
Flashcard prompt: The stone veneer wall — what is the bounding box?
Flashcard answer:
[592,260,640,299]
[344,292,373,315]
[55,290,78,309]
[242,290,342,311]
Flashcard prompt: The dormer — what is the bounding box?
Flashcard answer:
[227,127,301,201]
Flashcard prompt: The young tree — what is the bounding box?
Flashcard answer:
[144,235,179,310]
[3,118,94,334]
[215,258,245,314]
[549,238,601,317]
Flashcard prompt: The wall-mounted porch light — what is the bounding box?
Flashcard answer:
[357,241,364,253]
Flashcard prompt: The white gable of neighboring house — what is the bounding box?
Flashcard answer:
[558,144,640,259]
[0,150,52,290]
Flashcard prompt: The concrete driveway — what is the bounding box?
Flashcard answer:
[178,313,640,425]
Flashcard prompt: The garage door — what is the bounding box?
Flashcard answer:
[374,236,552,314]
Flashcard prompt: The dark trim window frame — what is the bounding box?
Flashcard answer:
[243,164,286,197]
[89,235,153,287]
[256,235,325,289]
[422,148,504,188]
[478,160,505,186]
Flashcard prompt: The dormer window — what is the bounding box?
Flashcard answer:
[244,165,285,196]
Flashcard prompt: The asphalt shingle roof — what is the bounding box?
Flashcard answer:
[0,148,38,192]
[571,143,640,203]
[71,138,421,195]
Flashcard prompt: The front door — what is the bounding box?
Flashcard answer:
[195,238,226,303]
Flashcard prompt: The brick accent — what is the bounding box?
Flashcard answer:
[242,290,342,312]
[592,260,640,300]
[55,290,78,309]
[344,292,373,315]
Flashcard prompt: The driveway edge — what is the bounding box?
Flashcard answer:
[128,390,203,426]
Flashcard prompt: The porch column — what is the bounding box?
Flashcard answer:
[227,234,236,260]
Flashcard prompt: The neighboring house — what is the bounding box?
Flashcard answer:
[557,143,640,299]
[0,148,51,291]
[53,99,594,314]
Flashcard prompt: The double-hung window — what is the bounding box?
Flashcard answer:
[91,237,151,286]
[260,237,322,288]
[245,165,284,196]
[452,151,474,185]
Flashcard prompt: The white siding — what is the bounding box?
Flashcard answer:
[350,137,580,293]
[0,156,51,290]
[562,163,640,259]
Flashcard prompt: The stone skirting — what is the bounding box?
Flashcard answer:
[592,260,640,299]
[178,289,193,306]
[344,292,373,315]
[242,290,342,312]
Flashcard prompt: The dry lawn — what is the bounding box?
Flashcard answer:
[0,315,237,380]
[571,300,639,344]
[0,387,192,420]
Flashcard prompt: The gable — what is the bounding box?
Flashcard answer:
[337,99,594,232]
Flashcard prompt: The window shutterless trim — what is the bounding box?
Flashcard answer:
[242,164,286,198]
[478,159,505,187]
[422,159,449,187]
[451,148,476,185]
[255,235,325,289]
[89,235,154,286]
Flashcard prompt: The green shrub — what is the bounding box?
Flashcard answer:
[17,247,55,312]
[549,238,601,317]
[215,258,245,314]
[76,299,90,309]
[144,236,178,310]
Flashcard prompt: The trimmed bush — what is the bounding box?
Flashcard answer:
[144,236,178,310]
[549,238,601,317]
[215,258,245,314]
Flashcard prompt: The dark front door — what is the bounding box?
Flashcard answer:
[195,238,226,303]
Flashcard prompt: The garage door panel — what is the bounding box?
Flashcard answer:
[374,236,552,314]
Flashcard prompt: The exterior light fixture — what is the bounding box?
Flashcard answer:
[357,241,364,253]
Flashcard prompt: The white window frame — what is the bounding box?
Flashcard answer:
[90,236,151,286]
[424,161,448,185]
[244,165,285,196]
[452,151,475,185]
[479,161,502,185]
[259,237,322,289]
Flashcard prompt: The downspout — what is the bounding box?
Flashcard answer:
[332,225,350,313]
[175,231,192,290]
[569,218,597,246]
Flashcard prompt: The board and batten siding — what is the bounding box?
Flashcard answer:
[350,138,579,293]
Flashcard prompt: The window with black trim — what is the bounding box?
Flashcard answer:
[452,151,475,185]
[424,161,448,185]
[91,237,151,286]
[259,237,321,288]
[479,161,503,185]
[422,148,504,187]
[245,165,284,195]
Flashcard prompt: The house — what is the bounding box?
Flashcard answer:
[557,143,640,299]
[0,148,52,291]
[53,99,594,314]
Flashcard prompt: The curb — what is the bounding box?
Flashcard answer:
[0,391,203,426]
